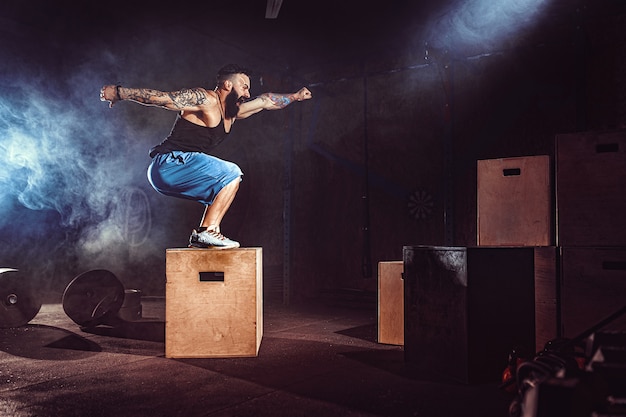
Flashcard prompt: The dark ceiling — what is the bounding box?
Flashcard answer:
[1,0,625,71]
[0,0,431,35]
[1,0,624,37]
[0,0,456,72]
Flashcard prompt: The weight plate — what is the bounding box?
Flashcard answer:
[62,269,125,327]
[0,268,42,328]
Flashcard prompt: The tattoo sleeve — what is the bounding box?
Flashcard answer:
[266,93,295,108]
[120,87,208,108]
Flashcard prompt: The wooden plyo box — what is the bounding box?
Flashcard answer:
[378,261,404,345]
[561,247,626,338]
[165,248,263,358]
[555,130,626,247]
[477,155,552,246]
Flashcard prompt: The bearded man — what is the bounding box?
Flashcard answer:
[100,64,312,249]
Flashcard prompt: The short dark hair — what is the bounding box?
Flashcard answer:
[216,64,251,85]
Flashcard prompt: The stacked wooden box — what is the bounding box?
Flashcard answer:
[476,154,558,352]
[555,130,626,338]
[474,129,626,345]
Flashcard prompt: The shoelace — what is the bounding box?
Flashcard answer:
[205,229,226,241]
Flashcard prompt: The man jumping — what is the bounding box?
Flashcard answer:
[100,64,312,249]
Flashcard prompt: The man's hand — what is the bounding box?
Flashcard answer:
[100,85,120,108]
[296,87,312,101]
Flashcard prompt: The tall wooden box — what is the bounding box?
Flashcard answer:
[477,155,552,246]
[403,245,557,384]
[165,248,263,358]
[555,130,626,246]
[561,247,626,338]
[378,261,404,345]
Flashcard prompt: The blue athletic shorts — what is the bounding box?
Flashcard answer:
[147,151,243,205]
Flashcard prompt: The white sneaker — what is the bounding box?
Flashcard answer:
[189,229,240,249]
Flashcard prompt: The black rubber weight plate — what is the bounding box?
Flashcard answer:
[62,269,125,327]
[0,268,42,328]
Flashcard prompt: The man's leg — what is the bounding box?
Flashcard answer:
[199,178,240,233]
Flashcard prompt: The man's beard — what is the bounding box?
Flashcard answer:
[224,89,245,119]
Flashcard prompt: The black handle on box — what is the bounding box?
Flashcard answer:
[502,168,521,176]
[596,143,619,153]
[602,261,626,271]
[199,271,225,281]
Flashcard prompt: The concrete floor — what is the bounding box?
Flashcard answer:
[0,298,513,417]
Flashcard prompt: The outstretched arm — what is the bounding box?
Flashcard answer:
[100,85,211,110]
[237,87,312,119]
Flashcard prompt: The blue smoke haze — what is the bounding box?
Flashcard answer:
[0,38,177,295]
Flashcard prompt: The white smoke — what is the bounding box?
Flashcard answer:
[0,80,138,228]
[0,54,169,295]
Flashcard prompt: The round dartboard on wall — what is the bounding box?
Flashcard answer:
[407,189,434,221]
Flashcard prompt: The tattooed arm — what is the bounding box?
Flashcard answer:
[100,85,210,110]
[236,87,312,119]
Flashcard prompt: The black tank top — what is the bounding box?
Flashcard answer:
[149,114,230,157]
